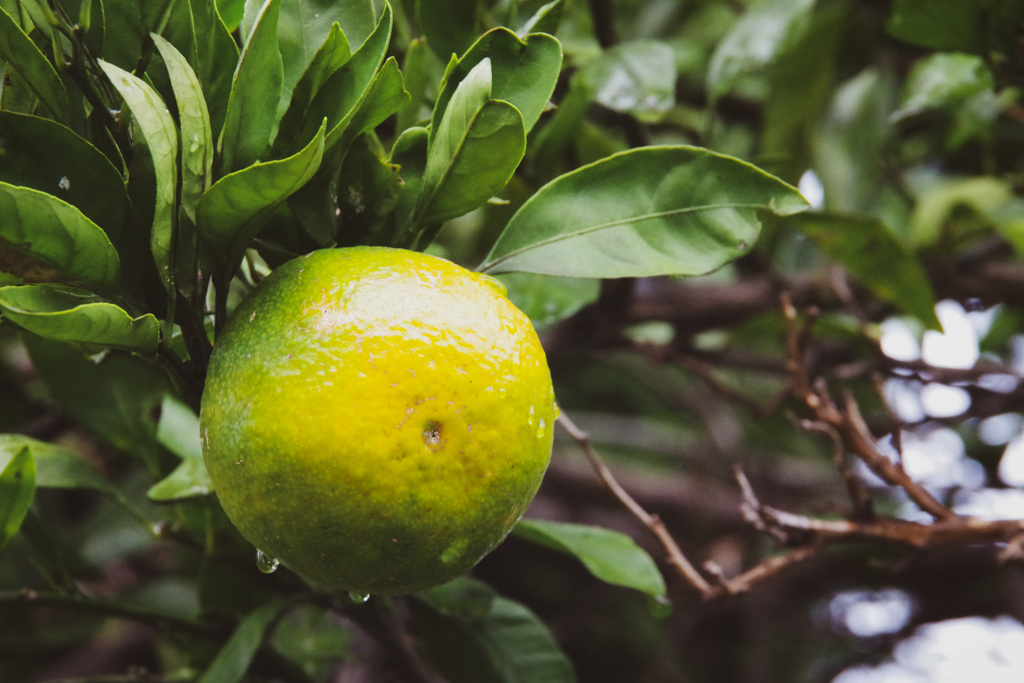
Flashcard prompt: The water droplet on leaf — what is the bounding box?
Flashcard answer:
[256,549,279,573]
[348,591,370,603]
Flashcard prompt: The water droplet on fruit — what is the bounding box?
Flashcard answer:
[256,549,279,574]
[348,591,370,603]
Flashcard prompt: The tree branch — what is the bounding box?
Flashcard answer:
[556,412,716,598]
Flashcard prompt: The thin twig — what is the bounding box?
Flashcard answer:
[557,412,715,598]
[796,418,874,520]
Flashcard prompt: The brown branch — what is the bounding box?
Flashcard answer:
[556,412,716,598]
[838,392,955,521]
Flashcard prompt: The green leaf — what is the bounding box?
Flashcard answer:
[497,273,599,331]
[100,0,143,70]
[217,0,245,31]
[98,59,179,297]
[416,59,526,232]
[295,2,391,160]
[0,434,110,493]
[190,0,240,139]
[395,37,433,133]
[417,0,477,61]
[0,284,160,353]
[147,456,214,500]
[910,176,1013,248]
[413,578,576,683]
[431,28,561,139]
[518,0,565,36]
[0,5,68,119]
[335,133,403,246]
[794,214,941,329]
[275,21,351,151]
[149,394,212,500]
[0,181,121,292]
[152,33,214,223]
[197,118,327,265]
[198,601,285,683]
[582,40,676,123]
[24,335,176,471]
[514,519,668,599]
[148,395,214,501]
[707,0,815,98]
[0,445,34,554]
[814,69,894,215]
[893,53,994,120]
[276,0,374,116]
[886,0,985,53]
[330,56,410,162]
[480,146,809,278]
[220,0,284,173]
[156,395,203,461]
[0,112,128,250]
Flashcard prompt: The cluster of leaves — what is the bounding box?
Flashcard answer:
[6,0,1024,680]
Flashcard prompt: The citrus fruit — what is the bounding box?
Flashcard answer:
[199,246,556,595]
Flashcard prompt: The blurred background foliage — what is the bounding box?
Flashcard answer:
[5,0,1024,681]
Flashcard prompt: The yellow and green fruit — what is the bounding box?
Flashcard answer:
[200,247,556,595]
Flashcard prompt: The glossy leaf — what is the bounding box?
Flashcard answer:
[583,40,675,123]
[152,34,214,222]
[98,59,179,295]
[0,446,34,554]
[0,111,128,247]
[707,0,815,98]
[0,5,68,119]
[413,578,576,683]
[197,119,327,263]
[198,601,286,683]
[480,146,809,278]
[417,59,526,230]
[220,0,284,173]
[431,28,561,139]
[0,284,160,353]
[0,182,120,292]
[515,519,668,599]
[0,434,111,493]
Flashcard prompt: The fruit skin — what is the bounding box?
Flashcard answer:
[200,247,555,595]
